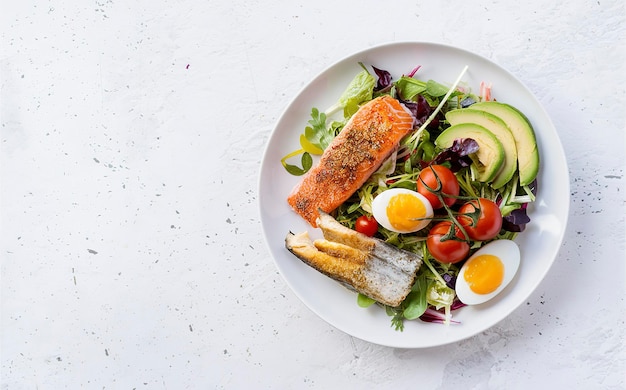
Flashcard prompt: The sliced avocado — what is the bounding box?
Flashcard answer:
[435,123,504,183]
[470,101,539,186]
[445,109,518,189]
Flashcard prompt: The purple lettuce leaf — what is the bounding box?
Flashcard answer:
[502,206,531,232]
[443,272,457,290]
[418,299,466,324]
[501,179,537,232]
[407,65,421,78]
[430,138,479,171]
[372,65,392,92]
[419,307,461,324]
[400,94,437,130]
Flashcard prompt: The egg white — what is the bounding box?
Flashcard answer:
[455,239,520,305]
[371,188,434,234]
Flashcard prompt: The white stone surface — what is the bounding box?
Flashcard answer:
[1,0,624,388]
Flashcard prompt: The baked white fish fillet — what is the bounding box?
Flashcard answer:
[285,211,422,307]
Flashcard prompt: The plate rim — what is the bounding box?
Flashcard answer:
[258,40,570,348]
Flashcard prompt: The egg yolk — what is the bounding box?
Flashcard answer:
[386,193,427,231]
[463,254,505,294]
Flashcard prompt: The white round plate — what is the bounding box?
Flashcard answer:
[258,42,569,348]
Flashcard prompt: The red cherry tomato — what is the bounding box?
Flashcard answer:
[355,215,378,237]
[426,221,470,264]
[416,165,460,209]
[458,198,503,241]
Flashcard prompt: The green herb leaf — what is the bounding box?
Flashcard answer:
[281,150,313,176]
[387,307,405,331]
[394,76,427,100]
[343,99,361,118]
[335,67,375,115]
[323,68,376,118]
[304,108,334,151]
[302,151,313,171]
[357,293,376,308]
[425,79,451,97]
[402,273,430,320]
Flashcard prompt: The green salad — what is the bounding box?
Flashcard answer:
[282,62,538,330]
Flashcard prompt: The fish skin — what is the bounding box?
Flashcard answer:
[285,211,422,307]
[287,95,415,227]
[316,212,420,275]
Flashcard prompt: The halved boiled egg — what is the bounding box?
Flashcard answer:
[455,239,520,305]
[371,188,434,234]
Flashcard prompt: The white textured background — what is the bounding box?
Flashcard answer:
[2,0,625,388]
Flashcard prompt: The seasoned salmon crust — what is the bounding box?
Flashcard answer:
[287,95,415,226]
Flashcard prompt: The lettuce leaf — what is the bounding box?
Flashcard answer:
[325,65,376,117]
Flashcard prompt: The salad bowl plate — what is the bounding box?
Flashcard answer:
[258,42,569,348]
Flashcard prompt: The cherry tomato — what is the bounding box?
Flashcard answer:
[416,165,460,209]
[426,221,470,264]
[355,215,378,237]
[458,198,503,241]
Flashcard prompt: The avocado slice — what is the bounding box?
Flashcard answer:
[435,123,504,183]
[445,109,518,189]
[469,101,539,186]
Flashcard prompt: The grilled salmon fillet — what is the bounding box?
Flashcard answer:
[287,95,415,226]
[285,211,422,307]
